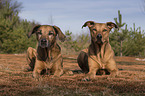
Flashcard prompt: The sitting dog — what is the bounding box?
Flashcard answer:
[26,25,70,78]
[77,21,119,80]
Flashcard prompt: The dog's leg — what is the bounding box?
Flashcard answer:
[50,57,63,78]
[33,59,45,78]
[104,44,119,78]
[25,47,36,71]
[105,58,118,78]
[51,57,63,77]
[83,56,99,80]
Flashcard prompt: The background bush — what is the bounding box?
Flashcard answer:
[0,0,37,53]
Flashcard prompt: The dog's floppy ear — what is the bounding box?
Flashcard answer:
[27,25,41,38]
[53,25,66,42]
[106,22,118,30]
[82,21,95,28]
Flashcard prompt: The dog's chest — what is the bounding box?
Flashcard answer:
[97,53,107,69]
[45,54,55,69]
[45,51,61,68]
[46,51,56,63]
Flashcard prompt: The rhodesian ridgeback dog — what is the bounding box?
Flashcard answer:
[77,21,119,80]
[26,25,72,78]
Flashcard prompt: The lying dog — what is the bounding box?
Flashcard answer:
[77,21,119,80]
[26,25,71,78]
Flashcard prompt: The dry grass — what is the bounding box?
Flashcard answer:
[0,54,145,96]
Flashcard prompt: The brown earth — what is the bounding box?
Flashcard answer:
[0,54,145,96]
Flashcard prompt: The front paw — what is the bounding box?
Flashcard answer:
[50,75,60,79]
[82,76,91,81]
[82,73,95,81]
[110,70,119,78]
[33,72,40,79]
[63,69,73,76]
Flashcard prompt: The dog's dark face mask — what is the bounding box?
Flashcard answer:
[27,25,66,48]
[90,23,109,45]
[36,26,56,48]
[82,21,118,45]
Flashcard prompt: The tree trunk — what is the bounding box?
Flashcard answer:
[120,40,123,57]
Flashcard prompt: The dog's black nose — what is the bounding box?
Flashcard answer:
[41,39,47,42]
[97,34,102,39]
[39,39,49,48]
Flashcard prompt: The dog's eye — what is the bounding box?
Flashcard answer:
[93,29,97,31]
[48,31,54,35]
[103,29,107,32]
[37,30,42,35]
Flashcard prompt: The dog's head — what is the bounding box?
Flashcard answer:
[27,25,66,48]
[82,21,118,45]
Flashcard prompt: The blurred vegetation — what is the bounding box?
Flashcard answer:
[0,0,37,53]
[0,0,145,57]
[58,30,90,55]
[110,10,145,57]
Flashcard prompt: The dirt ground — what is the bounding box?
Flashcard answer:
[0,54,145,96]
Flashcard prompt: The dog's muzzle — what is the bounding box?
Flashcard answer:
[96,34,103,44]
[39,39,49,48]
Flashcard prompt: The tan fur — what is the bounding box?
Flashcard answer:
[26,25,72,78]
[77,21,119,80]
